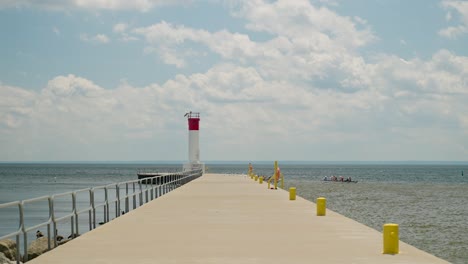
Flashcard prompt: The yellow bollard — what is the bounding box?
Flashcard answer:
[289,187,296,200]
[267,182,270,189]
[259,176,263,184]
[316,197,326,216]
[254,175,258,181]
[383,223,399,254]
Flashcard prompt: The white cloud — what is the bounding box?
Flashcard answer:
[134,21,209,67]
[314,0,338,6]
[53,26,60,35]
[443,1,468,24]
[446,11,452,21]
[132,0,375,82]
[231,0,375,48]
[113,23,128,33]
[371,50,468,96]
[114,23,139,41]
[2,46,468,161]
[438,25,468,39]
[0,84,35,129]
[44,75,105,97]
[439,0,468,38]
[94,34,110,43]
[1,0,468,161]
[80,33,110,44]
[0,0,187,12]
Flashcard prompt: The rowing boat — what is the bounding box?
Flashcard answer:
[322,179,358,183]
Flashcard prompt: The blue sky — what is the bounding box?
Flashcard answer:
[1,0,467,162]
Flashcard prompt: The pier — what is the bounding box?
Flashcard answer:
[27,173,448,264]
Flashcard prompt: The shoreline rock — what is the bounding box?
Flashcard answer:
[0,252,19,264]
[0,239,17,261]
[26,237,53,261]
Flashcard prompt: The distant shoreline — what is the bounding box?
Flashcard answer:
[0,160,467,165]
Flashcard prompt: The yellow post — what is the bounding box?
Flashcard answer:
[254,175,258,181]
[383,224,399,254]
[259,176,263,184]
[316,197,326,216]
[267,181,270,189]
[289,187,296,200]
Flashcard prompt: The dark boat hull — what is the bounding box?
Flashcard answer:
[322,179,358,183]
[137,173,162,184]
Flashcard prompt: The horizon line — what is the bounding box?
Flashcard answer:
[1,160,467,165]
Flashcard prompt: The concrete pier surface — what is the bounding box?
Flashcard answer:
[29,174,448,264]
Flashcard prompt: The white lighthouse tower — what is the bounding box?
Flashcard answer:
[183,112,205,173]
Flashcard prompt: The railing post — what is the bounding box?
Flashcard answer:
[73,192,79,237]
[168,175,170,194]
[115,184,120,218]
[165,175,169,193]
[20,202,28,263]
[138,181,143,206]
[132,182,136,210]
[91,189,96,229]
[88,189,92,231]
[168,175,171,192]
[171,174,174,190]
[145,180,149,203]
[150,178,154,200]
[104,187,109,223]
[158,177,162,197]
[125,183,129,213]
[168,175,170,192]
[15,233,20,264]
[48,196,54,248]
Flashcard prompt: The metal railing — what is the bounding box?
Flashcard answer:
[0,169,203,263]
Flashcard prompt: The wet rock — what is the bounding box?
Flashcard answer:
[26,237,53,261]
[0,239,17,261]
[0,252,18,264]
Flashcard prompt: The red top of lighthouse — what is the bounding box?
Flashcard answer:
[185,112,200,131]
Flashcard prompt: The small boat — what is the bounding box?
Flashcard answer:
[137,171,169,184]
[322,176,358,183]
[322,179,358,183]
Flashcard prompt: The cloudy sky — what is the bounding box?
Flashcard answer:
[1,0,468,162]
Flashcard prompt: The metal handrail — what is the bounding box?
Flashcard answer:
[50,192,75,248]
[0,169,202,263]
[73,188,93,235]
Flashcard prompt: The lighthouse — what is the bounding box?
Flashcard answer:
[183,112,205,173]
